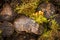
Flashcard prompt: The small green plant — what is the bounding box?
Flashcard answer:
[30,11,48,24]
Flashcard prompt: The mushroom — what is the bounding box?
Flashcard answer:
[0,3,16,21]
[14,15,44,35]
[37,3,55,18]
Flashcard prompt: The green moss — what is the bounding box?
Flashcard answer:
[38,30,51,40]
[50,20,59,30]
[38,30,59,40]
[15,0,40,16]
